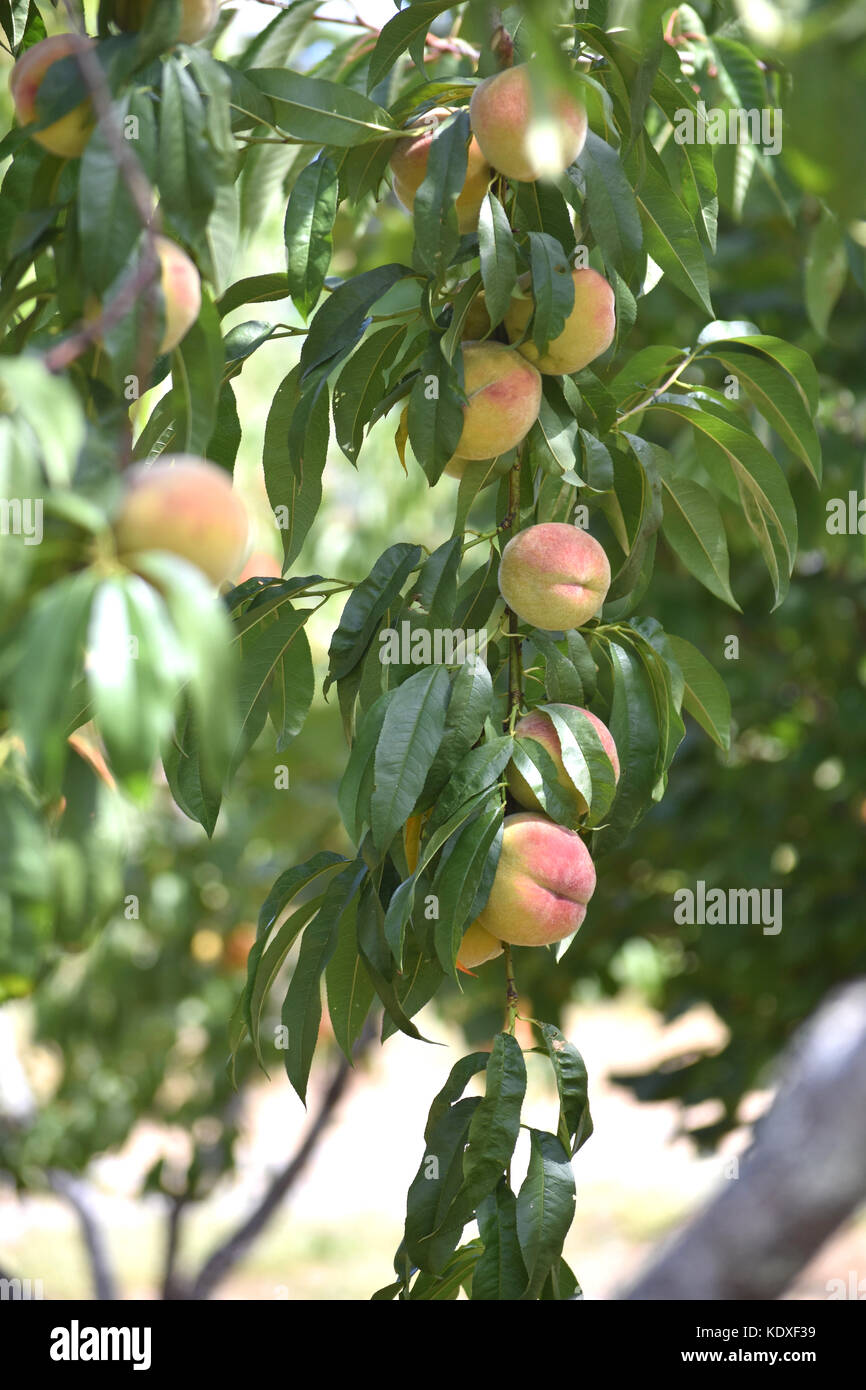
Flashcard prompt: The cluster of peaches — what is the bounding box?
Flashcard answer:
[390,64,616,477]
[8,15,621,974]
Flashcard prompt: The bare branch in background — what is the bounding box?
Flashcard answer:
[47,1169,118,1301]
[621,980,866,1301]
[190,1020,378,1300]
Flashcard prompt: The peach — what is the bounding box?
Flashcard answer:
[114,456,249,586]
[451,342,541,462]
[498,522,610,631]
[9,34,95,158]
[469,64,587,183]
[505,267,615,375]
[390,108,492,233]
[507,707,619,816]
[111,0,220,43]
[456,920,503,970]
[475,812,596,948]
[235,550,282,583]
[153,235,201,353]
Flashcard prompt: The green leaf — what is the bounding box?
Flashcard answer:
[337,688,394,842]
[433,802,504,974]
[366,1,456,91]
[661,472,739,609]
[478,192,517,327]
[516,1130,576,1300]
[696,332,819,416]
[427,736,513,833]
[301,263,411,378]
[805,209,848,338]
[541,703,618,823]
[538,1023,593,1156]
[332,324,406,465]
[248,68,394,146]
[706,348,821,484]
[217,272,290,316]
[629,143,713,315]
[593,638,660,852]
[408,341,464,484]
[234,600,314,765]
[526,232,575,353]
[281,862,366,1104]
[412,111,471,281]
[370,666,452,854]
[405,1097,480,1273]
[159,58,216,240]
[473,1181,528,1301]
[578,131,642,273]
[439,1032,526,1235]
[78,93,145,294]
[327,542,421,687]
[284,155,339,319]
[422,656,494,802]
[326,906,375,1062]
[263,366,329,568]
[666,635,731,751]
[647,397,797,608]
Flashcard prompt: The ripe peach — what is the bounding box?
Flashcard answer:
[111,0,220,43]
[469,64,587,183]
[498,522,610,631]
[235,550,282,584]
[451,342,542,463]
[507,706,619,816]
[475,812,596,948]
[114,456,249,586]
[390,108,492,233]
[9,34,95,158]
[505,267,615,375]
[456,920,503,970]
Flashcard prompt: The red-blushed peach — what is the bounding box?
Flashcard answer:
[451,342,542,462]
[498,522,610,630]
[475,812,596,948]
[505,267,616,375]
[456,920,504,970]
[507,706,619,816]
[469,64,587,183]
[111,0,220,43]
[390,108,492,233]
[114,456,249,586]
[234,550,282,584]
[9,34,95,158]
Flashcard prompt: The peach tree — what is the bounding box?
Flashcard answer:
[0,1,824,1298]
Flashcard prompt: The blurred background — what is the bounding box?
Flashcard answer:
[1,0,865,1299]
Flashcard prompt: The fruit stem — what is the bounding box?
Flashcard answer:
[505,448,524,723]
[503,943,519,1035]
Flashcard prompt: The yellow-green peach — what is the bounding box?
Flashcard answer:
[505,267,615,375]
[469,64,587,183]
[9,34,95,158]
[498,523,610,631]
[111,0,220,43]
[507,706,619,816]
[456,920,504,970]
[390,108,492,233]
[451,342,542,462]
[475,812,596,947]
[114,456,249,586]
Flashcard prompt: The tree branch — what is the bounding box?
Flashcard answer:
[47,1169,118,1301]
[189,1022,377,1300]
[621,980,866,1301]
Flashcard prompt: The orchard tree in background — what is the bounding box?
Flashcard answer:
[6,0,862,1299]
